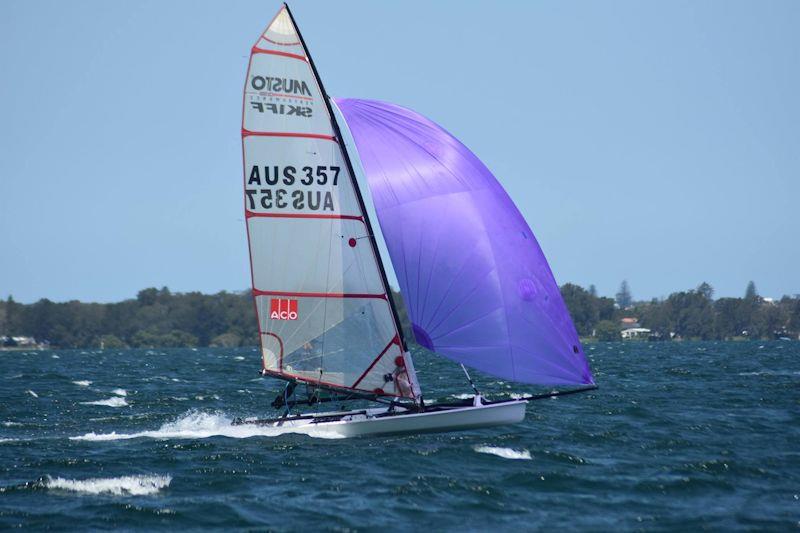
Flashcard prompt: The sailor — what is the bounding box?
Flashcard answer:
[392,356,412,397]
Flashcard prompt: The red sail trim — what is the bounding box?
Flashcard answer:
[251,47,306,61]
[253,289,387,300]
[351,335,401,389]
[260,368,406,398]
[260,36,302,47]
[261,331,284,369]
[242,129,336,141]
[245,210,364,221]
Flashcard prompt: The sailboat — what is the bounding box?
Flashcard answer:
[234,4,595,437]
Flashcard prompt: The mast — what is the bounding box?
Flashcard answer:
[282,3,409,353]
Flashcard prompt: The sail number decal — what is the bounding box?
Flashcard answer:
[246,165,340,212]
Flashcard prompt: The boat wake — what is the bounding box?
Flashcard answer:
[71,410,344,441]
[474,445,532,460]
[43,474,171,496]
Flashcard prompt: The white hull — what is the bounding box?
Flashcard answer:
[237,398,528,438]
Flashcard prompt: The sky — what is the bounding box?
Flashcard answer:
[1,0,798,304]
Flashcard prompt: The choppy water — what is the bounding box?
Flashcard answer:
[1,342,798,530]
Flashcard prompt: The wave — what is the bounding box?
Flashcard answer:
[111,388,127,397]
[70,410,344,441]
[81,397,128,408]
[450,393,474,400]
[44,474,171,496]
[26,390,38,398]
[738,371,800,377]
[474,445,532,460]
[72,380,92,387]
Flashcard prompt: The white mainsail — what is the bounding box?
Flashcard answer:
[242,6,418,399]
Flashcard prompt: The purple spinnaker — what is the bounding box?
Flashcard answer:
[335,98,594,387]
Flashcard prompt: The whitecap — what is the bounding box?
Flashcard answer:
[450,393,473,400]
[71,410,344,441]
[26,390,38,398]
[52,355,60,359]
[111,388,127,397]
[73,380,92,387]
[0,438,19,444]
[234,356,245,361]
[81,397,128,408]
[474,445,532,460]
[44,474,171,496]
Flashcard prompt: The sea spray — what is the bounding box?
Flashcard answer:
[71,410,344,441]
[44,474,171,496]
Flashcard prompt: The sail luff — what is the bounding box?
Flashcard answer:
[281,4,410,355]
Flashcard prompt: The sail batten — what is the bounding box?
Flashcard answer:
[335,98,594,387]
[242,7,417,399]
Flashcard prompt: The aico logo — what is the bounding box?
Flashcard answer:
[269,298,298,321]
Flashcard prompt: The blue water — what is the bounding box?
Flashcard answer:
[1,342,798,530]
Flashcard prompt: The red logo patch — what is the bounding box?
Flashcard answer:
[269,298,297,320]
[269,298,298,320]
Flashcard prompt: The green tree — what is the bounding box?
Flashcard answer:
[697,282,714,301]
[663,290,716,339]
[616,280,632,309]
[595,320,621,341]
[745,281,758,300]
[97,334,126,349]
[560,283,596,336]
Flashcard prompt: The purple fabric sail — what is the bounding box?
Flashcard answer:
[335,98,594,386]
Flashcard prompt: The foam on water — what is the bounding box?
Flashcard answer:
[71,410,344,441]
[111,388,127,397]
[474,445,532,460]
[81,397,128,408]
[44,474,171,496]
[450,393,473,400]
[26,390,38,398]
[73,380,92,387]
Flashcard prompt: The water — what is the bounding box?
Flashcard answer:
[1,342,798,530]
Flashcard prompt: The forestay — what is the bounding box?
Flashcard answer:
[335,99,594,387]
[241,8,417,398]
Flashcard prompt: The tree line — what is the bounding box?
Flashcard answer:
[1,281,798,349]
[560,281,800,341]
[0,287,415,350]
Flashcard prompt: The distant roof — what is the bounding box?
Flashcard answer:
[622,327,651,334]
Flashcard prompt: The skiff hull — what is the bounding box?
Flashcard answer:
[237,399,528,438]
